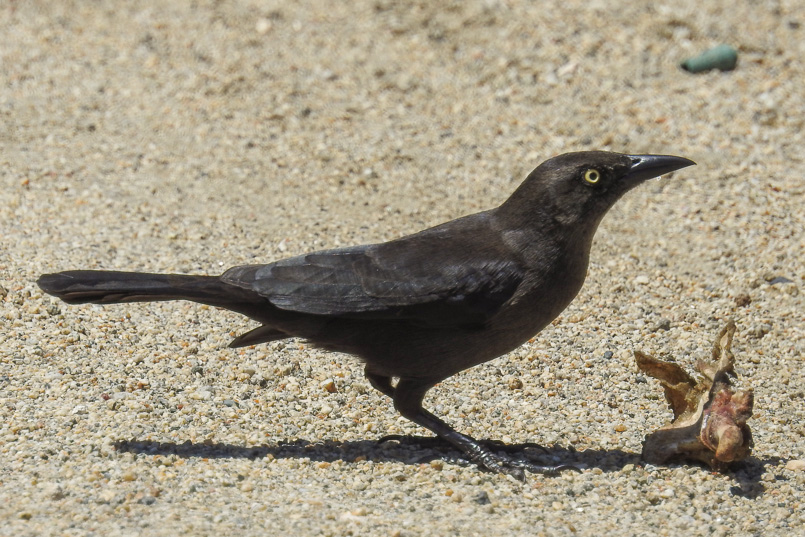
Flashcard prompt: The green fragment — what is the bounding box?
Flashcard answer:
[681,44,738,73]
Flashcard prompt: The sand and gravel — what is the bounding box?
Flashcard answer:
[1,1,804,535]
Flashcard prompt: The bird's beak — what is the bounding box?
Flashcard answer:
[625,154,696,183]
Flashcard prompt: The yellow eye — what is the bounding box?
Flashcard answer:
[584,169,601,184]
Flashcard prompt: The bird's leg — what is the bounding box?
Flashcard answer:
[392,379,575,480]
[364,369,395,398]
[366,370,456,449]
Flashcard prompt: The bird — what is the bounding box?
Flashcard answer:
[37,151,694,479]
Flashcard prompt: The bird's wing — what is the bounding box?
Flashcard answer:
[221,222,524,327]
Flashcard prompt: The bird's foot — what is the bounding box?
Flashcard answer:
[378,434,549,454]
[377,434,578,480]
[472,449,580,481]
[377,434,452,449]
[478,438,550,454]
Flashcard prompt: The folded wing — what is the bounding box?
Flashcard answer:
[222,222,524,328]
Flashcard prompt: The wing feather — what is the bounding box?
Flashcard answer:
[221,215,524,326]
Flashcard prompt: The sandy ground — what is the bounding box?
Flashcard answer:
[1,1,804,535]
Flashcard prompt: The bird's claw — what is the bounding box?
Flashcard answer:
[480,439,550,455]
[377,434,578,480]
[376,434,452,449]
[476,451,580,481]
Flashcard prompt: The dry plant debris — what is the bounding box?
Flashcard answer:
[635,321,754,469]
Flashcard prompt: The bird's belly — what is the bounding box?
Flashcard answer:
[317,269,587,381]
[330,308,557,382]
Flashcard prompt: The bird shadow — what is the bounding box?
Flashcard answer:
[113,436,775,495]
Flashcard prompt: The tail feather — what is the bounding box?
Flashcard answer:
[37,270,224,304]
[36,270,273,322]
[228,324,288,348]
[38,270,297,348]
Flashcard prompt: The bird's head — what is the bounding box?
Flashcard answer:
[498,151,695,237]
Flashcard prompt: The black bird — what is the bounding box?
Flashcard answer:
[37,151,694,479]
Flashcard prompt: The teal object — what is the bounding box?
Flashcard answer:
[681,44,738,73]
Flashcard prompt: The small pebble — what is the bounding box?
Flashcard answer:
[320,379,337,393]
[681,44,738,73]
[255,18,272,34]
[192,389,213,400]
[785,460,805,472]
[748,324,772,339]
[508,378,523,390]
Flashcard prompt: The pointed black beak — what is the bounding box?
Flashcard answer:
[624,154,696,183]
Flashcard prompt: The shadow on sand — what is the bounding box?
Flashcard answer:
[114,435,777,496]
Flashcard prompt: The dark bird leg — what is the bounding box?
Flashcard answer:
[367,369,570,476]
[365,370,396,398]
[366,371,454,446]
[368,369,557,459]
[368,370,455,450]
[391,378,574,480]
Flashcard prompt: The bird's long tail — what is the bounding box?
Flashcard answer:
[37,270,267,319]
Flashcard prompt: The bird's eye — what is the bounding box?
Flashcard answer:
[583,169,601,185]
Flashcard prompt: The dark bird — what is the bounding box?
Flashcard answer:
[37,151,694,479]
